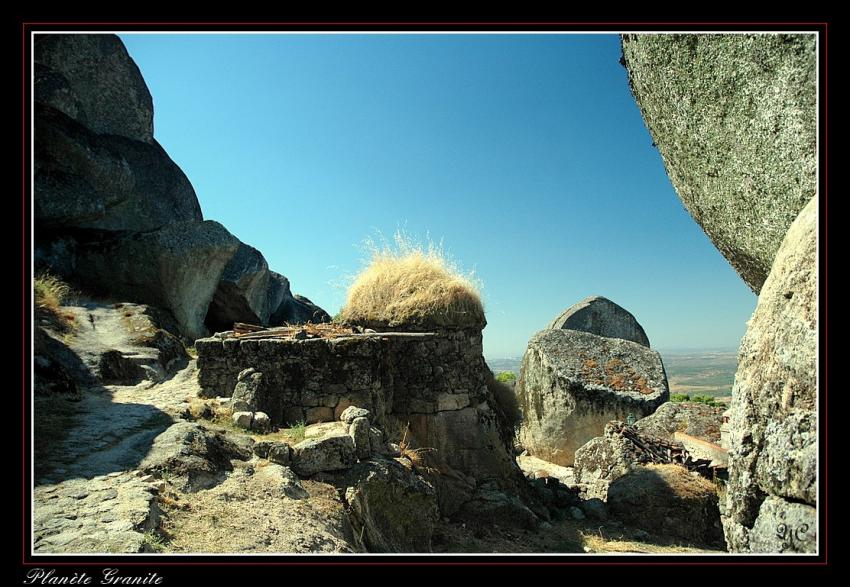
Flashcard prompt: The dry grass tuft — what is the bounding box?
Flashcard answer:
[34,272,71,314]
[339,232,485,331]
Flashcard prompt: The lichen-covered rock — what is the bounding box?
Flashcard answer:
[139,422,251,492]
[73,220,240,339]
[343,457,439,552]
[622,33,816,292]
[722,197,817,553]
[291,430,357,477]
[35,34,154,142]
[268,443,292,467]
[231,370,264,413]
[340,406,371,424]
[748,496,817,553]
[573,423,640,500]
[35,103,201,233]
[349,417,372,460]
[634,401,724,443]
[607,464,725,547]
[518,329,668,466]
[546,295,651,347]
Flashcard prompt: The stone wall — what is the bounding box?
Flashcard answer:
[197,330,485,424]
[196,329,525,507]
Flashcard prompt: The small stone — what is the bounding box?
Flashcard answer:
[368,427,384,454]
[268,443,291,466]
[340,406,371,424]
[232,411,253,429]
[253,441,273,458]
[251,412,271,432]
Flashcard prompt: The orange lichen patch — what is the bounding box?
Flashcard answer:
[578,355,655,395]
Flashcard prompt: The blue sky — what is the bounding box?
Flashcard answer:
[120,33,756,358]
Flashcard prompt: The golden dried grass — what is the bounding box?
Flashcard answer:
[339,232,485,330]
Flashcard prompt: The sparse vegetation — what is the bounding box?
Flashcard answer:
[288,421,307,443]
[487,371,522,430]
[35,272,71,312]
[142,529,168,552]
[495,371,517,384]
[338,231,485,330]
[34,272,77,330]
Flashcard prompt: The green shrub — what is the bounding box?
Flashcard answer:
[671,393,691,402]
[495,371,517,384]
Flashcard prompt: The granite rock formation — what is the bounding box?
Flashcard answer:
[517,329,668,466]
[722,197,817,553]
[546,295,651,347]
[622,33,816,293]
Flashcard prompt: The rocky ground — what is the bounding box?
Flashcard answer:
[33,356,723,555]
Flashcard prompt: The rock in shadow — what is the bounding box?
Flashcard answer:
[138,421,252,492]
[35,392,175,485]
[606,463,725,548]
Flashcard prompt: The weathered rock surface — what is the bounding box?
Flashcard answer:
[607,464,725,546]
[35,34,154,143]
[292,429,358,477]
[73,220,240,339]
[722,197,817,553]
[343,457,439,552]
[47,303,188,386]
[634,401,724,443]
[573,422,643,501]
[35,103,201,233]
[139,422,252,492]
[546,295,651,347]
[349,416,372,460]
[518,329,668,466]
[204,243,273,333]
[622,34,816,292]
[231,369,265,413]
[33,473,161,553]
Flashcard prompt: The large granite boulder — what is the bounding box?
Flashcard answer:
[546,295,650,347]
[607,464,725,546]
[517,329,668,466]
[722,197,817,553]
[35,104,201,233]
[73,220,240,339]
[205,243,273,333]
[35,34,154,143]
[622,34,816,293]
